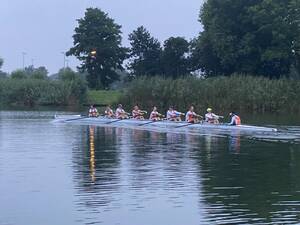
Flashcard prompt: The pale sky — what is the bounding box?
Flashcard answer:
[0,0,203,74]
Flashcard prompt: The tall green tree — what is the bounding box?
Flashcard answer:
[67,8,127,89]
[162,37,190,78]
[0,57,7,78]
[25,66,48,79]
[192,0,300,78]
[11,69,27,79]
[128,26,162,77]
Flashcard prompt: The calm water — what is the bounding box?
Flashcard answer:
[1,111,300,225]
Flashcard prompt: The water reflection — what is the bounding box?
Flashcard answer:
[228,130,241,153]
[71,126,300,224]
[2,111,300,225]
[194,141,300,224]
[89,126,96,183]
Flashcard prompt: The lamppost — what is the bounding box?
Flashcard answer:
[22,52,27,70]
[31,58,34,67]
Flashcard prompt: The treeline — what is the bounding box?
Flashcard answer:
[121,76,300,113]
[65,0,300,89]
[0,66,87,107]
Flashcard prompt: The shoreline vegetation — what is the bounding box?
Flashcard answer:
[0,69,87,107]
[1,75,300,114]
[120,76,300,113]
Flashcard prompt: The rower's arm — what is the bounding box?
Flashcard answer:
[212,113,220,119]
[228,117,235,125]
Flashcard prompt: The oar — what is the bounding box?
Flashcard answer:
[65,115,88,122]
[175,122,199,129]
[138,119,164,126]
[105,118,124,124]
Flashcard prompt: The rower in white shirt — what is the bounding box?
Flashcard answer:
[205,108,223,124]
[115,104,129,119]
[166,106,184,121]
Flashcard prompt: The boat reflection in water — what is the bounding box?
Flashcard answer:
[71,126,300,225]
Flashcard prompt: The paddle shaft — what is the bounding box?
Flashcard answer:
[65,116,88,122]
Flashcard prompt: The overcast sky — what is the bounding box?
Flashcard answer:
[0,0,203,74]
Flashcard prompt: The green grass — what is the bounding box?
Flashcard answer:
[87,90,122,106]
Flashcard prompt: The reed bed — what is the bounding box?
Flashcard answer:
[121,75,300,113]
[0,78,87,106]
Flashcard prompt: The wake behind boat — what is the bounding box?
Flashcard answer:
[53,115,278,133]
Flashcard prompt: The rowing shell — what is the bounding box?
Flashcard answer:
[54,115,278,132]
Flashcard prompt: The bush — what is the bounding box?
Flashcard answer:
[0,78,87,106]
[120,75,300,113]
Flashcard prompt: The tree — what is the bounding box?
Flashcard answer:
[57,67,81,81]
[162,37,190,78]
[0,58,3,69]
[11,70,27,79]
[25,66,48,79]
[192,0,300,78]
[0,57,7,78]
[128,26,162,77]
[0,71,7,79]
[57,67,87,102]
[67,8,127,89]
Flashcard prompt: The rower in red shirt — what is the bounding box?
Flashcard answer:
[185,106,202,123]
[132,105,147,120]
[149,106,164,121]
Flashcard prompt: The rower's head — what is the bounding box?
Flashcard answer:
[106,105,111,109]
[90,105,94,108]
[134,105,139,110]
[207,108,212,113]
[169,106,174,110]
[189,106,194,112]
[118,104,123,108]
[153,106,157,111]
[230,112,236,116]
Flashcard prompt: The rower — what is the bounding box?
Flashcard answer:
[132,105,147,120]
[229,112,241,126]
[205,108,222,124]
[88,105,99,117]
[167,106,184,121]
[115,104,129,119]
[105,105,115,118]
[185,106,202,123]
[149,106,164,121]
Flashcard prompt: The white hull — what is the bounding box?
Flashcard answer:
[54,115,278,132]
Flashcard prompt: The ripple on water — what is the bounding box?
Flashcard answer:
[2,112,300,225]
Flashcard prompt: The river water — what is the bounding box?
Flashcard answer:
[1,111,300,225]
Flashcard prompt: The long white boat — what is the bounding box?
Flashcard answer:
[54,115,278,132]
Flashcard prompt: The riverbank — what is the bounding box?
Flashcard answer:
[2,76,300,114]
[120,75,300,113]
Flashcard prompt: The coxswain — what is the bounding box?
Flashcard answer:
[88,105,99,117]
[228,112,241,126]
[166,106,184,121]
[115,104,129,119]
[205,108,222,124]
[149,106,164,121]
[132,105,147,120]
[105,105,115,118]
[185,106,202,123]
